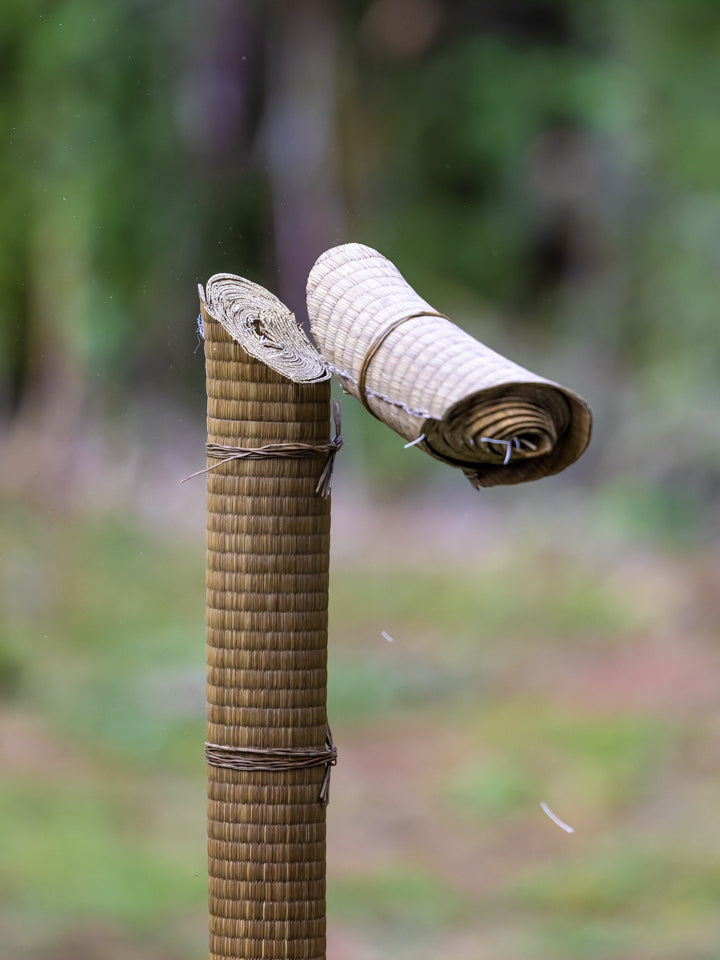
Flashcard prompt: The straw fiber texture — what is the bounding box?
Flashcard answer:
[201,275,329,384]
[307,243,592,487]
[202,293,332,960]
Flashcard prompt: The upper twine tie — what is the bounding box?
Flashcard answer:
[182,401,343,497]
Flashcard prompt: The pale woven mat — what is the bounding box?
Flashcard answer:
[306,243,592,487]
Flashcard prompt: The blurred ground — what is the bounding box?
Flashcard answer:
[1,450,719,959]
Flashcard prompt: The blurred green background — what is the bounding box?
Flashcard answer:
[1,1,719,958]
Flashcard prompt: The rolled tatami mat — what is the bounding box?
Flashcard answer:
[306,243,592,487]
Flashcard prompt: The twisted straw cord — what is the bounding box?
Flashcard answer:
[357,310,450,417]
[184,403,342,497]
[206,724,338,806]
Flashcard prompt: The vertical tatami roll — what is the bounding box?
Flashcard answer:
[204,310,331,960]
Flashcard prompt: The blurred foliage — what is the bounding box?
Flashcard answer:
[0,780,203,927]
[1,0,719,522]
[0,0,269,410]
[328,864,472,929]
[1,495,206,771]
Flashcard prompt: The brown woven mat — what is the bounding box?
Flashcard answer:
[306,243,592,487]
[202,293,332,960]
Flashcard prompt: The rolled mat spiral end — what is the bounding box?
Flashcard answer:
[200,273,330,383]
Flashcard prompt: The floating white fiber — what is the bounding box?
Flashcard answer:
[540,801,575,833]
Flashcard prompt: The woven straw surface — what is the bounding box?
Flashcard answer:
[203,298,331,960]
[307,243,592,486]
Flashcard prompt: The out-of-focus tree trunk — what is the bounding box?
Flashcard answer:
[1,179,92,497]
[264,0,345,332]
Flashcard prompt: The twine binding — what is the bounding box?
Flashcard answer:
[206,723,338,806]
[184,401,342,497]
[357,311,450,418]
